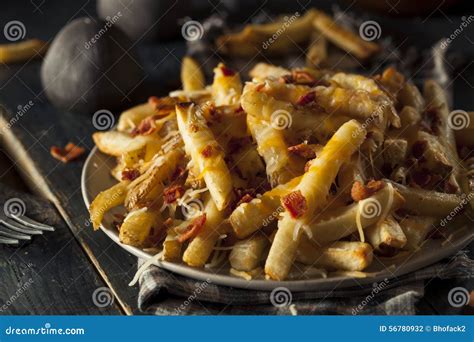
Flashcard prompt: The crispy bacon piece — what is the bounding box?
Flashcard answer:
[288,143,316,159]
[234,187,256,207]
[201,145,214,158]
[50,142,85,163]
[121,168,140,181]
[177,214,207,243]
[221,65,236,76]
[296,91,316,106]
[351,180,385,202]
[148,96,177,114]
[163,184,185,204]
[282,190,307,219]
[132,115,160,136]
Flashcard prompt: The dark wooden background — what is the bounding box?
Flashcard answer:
[0,0,472,315]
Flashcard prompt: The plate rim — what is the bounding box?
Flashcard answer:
[81,146,474,292]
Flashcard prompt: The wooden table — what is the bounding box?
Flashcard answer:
[0,0,472,315]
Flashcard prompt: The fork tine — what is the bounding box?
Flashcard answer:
[0,219,43,235]
[11,215,55,231]
[0,236,19,245]
[0,227,31,240]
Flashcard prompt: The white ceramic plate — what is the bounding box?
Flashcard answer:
[81,146,474,292]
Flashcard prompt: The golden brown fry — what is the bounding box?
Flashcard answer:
[312,10,379,59]
[181,56,205,91]
[0,39,48,64]
[89,181,129,230]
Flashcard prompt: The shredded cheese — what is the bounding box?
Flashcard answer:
[355,202,366,243]
[129,250,164,286]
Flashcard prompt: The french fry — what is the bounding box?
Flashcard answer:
[93,131,151,157]
[249,63,290,80]
[176,103,234,210]
[296,241,373,271]
[89,181,129,230]
[125,148,183,210]
[306,30,327,67]
[389,181,463,217]
[308,182,404,245]
[229,234,269,271]
[365,215,407,253]
[265,120,366,280]
[399,216,436,250]
[182,196,227,267]
[217,10,318,57]
[162,227,183,261]
[211,63,242,106]
[117,103,155,132]
[246,114,299,186]
[230,176,301,238]
[181,56,205,91]
[312,10,380,59]
[424,80,462,192]
[0,39,48,64]
[119,207,164,247]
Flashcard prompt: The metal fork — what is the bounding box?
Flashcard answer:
[0,213,55,245]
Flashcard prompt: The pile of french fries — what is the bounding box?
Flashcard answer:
[89,54,472,281]
[217,9,380,67]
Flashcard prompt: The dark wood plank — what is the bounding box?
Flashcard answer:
[0,184,121,314]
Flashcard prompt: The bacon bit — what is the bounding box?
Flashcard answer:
[177,214,206,243]
[201,145,214,158]
[163,184,185,204]
[189,123,200,133]
[50,142,85,163]
[279,74,294,84]
[221,66,236,76]
[132,115,160,136]
[288,143,316,159]
[282,190,307,219]
[234,188,256,207]
[292,70,317,85]
[121,168,140,181]
[296,91,316,106]
[351,180,385,202]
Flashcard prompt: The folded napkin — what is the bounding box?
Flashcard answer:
[137,251,474,315]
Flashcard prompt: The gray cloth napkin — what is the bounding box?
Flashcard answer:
[137,251,474,315]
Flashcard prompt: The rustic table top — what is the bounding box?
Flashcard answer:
[0,0,472,315]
